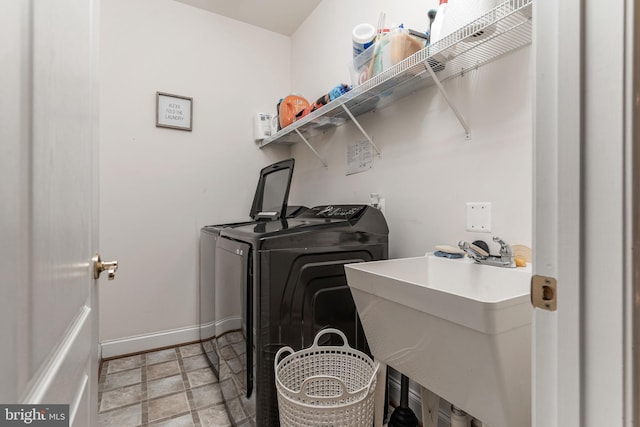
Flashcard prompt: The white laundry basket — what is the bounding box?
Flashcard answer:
[274,328,379,427]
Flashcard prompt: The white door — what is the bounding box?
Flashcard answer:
[533,1,636,426]
[1,1,104,426]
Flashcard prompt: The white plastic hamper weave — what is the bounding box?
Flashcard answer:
[274,328,379,427]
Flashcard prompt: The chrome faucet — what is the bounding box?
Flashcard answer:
[458,236,516,268]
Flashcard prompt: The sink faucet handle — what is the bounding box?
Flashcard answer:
[458,241,471,256]
[492,236,513,258]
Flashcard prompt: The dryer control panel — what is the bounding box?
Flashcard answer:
[298,205,366,220]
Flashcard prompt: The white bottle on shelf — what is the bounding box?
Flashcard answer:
[429,0,449,46]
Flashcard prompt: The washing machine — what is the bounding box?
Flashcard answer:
[199,159,305,376]
[214,204,389,426]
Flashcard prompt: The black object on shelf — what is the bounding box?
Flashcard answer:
[388,374,419,427]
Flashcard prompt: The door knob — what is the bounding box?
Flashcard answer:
[93,253,118,280]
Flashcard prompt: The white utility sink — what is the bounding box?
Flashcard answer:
[345,254,532,427]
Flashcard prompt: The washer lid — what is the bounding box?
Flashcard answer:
[249,158,295,220]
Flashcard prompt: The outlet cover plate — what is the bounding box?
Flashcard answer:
[466,202,491,233]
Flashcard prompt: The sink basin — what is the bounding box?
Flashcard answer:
[345,254,532,427]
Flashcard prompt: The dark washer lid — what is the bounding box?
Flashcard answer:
[219,205,389,251]
[249,159,295,221]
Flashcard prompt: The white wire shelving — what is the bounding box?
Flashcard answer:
[259,0,533,164]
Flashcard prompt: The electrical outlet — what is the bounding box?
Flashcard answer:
[466,202,491,232]
[370,193,385,215]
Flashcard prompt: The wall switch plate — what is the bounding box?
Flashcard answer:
[370,193,385,215]
[466,202,491,232]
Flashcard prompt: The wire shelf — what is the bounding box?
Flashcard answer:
[260,0,532,148]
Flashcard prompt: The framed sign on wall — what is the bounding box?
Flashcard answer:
[156,92,193,131]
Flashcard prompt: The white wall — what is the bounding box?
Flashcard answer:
[288,0,532,259]
[99,0,292,355]
[99,0,532,357]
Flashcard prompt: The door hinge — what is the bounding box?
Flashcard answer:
[531,275,557,311]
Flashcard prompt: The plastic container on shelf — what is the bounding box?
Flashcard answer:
[352,23,376,58]
[349,28,426,86]
[278,95,310,129]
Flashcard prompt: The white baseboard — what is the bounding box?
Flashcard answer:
[101,324,200,358]
[215,316,241,336]
[100,316,242,359]
[199,321,216,339]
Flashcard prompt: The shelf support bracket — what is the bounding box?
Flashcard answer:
[425,59,471,140]
[340,104,382,156]
[294,129,327,167]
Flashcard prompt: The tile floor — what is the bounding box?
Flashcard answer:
[98,343,231,427]
[98,343,419,427]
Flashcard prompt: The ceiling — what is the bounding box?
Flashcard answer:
[174,0,323,36]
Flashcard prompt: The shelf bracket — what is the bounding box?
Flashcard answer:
[425,59,471,140]
[294,129,327,167]
[340,104,382,156]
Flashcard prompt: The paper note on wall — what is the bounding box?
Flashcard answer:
[346,140,373,175]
